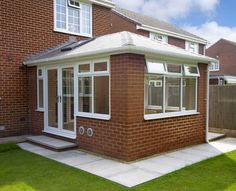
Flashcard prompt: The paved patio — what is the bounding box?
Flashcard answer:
[18,138,236,187]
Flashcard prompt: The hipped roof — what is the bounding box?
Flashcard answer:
[24,31,216,66]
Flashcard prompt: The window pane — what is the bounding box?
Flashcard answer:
[38,69,43,77]
[68,7,80,33]
[145,76,163,114]
[79,64,90,73]
[165,78,181,112]
[146,61,166,74]
[78,77,92,112]
[94,62,107,72]
[183,78,196,110]
[184,65,200,76]
[167,64,182,74]
[38,79,44,108]
[81,3,91,34]
[55,0,66,29]
[94,76,109,114]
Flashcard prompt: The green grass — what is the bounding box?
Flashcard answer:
[0,143,20,153]
[0,143,235,191]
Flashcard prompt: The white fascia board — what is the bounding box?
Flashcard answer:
[89,0,116,8]
[137,24,208,45]
[24,46,217,66]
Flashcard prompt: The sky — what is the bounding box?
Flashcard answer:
[114,0,236,46]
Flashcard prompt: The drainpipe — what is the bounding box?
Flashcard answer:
[206,65,210,143]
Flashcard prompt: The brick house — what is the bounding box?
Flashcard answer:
[1,0,215,161]
[206,39,236,85]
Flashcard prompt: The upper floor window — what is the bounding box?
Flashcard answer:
[185,41,199,54]
[150,32,168,44]
[54,0,92,37]
[209,61,220,71]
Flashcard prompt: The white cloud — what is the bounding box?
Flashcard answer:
[183,21,236,46]
[114,0,219,21]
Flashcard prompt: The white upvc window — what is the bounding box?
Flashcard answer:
[150,32,168,44]
[145,61,199,120]
[209,61,220,71]
[54,0,92,37]
[183,65,200,77]
[37,67,45,111]
[76,59,110,120]
[185,41,199,54]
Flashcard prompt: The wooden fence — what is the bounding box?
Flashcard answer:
[209,85,236,133]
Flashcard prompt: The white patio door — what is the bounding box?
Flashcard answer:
[44,66,76,139]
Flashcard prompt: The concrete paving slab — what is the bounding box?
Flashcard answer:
[208,132,225,141]
[0,135,29,144]
[165,150,209,163]
[27,135,77,150]
[133,155,190,174]
[108,168,162,187]
[76,159,135,178]
[17,138,236,188]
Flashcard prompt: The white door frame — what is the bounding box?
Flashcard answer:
[44,65,76,139]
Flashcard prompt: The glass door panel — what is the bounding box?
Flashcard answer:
[62,67,74,131]
[47,69,58,128]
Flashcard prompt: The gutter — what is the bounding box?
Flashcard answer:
[206,65,210,142]
[137,25,208,45]
[90,0,116,8]
[24,46,217,66]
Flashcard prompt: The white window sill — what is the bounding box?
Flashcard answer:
[144,111,200,120]
[35,109,45,112]
[76,112,111,121]
[54,28,92,38]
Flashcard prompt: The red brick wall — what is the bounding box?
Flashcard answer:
[168,36,205,55]
[110,12,149,37]
[206,39,236,76]
[1,0,206,139]
[168,36,186,49]
[77,53,207,161]
[0,0,149,137]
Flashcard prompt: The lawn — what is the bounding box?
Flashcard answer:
[0,143,235,191]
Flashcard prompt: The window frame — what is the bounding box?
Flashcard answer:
[185,41,199,54]
[209,61,220,71]
[183,65,200,77]
[68,0,81,9]
[150,32,168,44]
[54,0,92,37]
[37,67,45,112]
[76,59,110,120]
[144,61,199,120]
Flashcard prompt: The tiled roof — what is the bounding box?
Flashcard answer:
[113,7,206,43]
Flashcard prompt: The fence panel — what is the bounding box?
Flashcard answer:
[209,85,236,131]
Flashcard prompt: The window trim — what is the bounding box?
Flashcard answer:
[68,0,81,9]
[75,58,110,120]
[209,61,220,71]
[54,0,93,37]
[183,65,200,77]
[150,32,168,44]
[144,61,199,120]
[37,67,45,112]
[185,41,199,54]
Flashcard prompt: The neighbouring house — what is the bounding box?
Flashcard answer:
[1,0,215,161]
[206,39,236,85]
